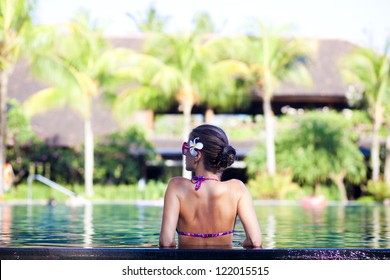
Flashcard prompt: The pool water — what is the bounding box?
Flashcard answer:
[0,202,389,248]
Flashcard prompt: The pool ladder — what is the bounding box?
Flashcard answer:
[27,174,90,205]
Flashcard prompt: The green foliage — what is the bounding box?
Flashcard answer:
[341,42,390,182]
[94,126,156,185]
[126,3,169,33]
[246,111,367,188]
[356,195,376,203]
[300,184,342,201]
[7,98,35,143]
[153,115,185,137]
[25,12,112,119]
[7,140,84,186]
[24,14,148,194]
[364,180,390,201]
[7,126,156,186]
[154,114,262,141]
[0,0,34,69]
[82,181,165,200]
[4,181,167,201]
[0,0,35,195]
[341,43,390,109]
[217,22,313,100]
[192,12,217,34]
[346,109,372,125]
[224,125,260,140]
[127,31,252,115]
[247,172,302,200]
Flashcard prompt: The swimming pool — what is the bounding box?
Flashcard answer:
[1,201,390,259]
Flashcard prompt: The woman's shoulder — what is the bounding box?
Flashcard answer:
[169,176,189,183]
[225,178,245,186]
[224,178,247,192]
[167,176,191,189]
[165,177,193,198]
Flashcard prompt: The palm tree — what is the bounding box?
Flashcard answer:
[0,0,33,193]
[192,11,221,35]
[377,43,390,185]
[23,12,130,196]
[383,100,390,185]
[231,20,312,175]
[382,86,390,190]
[342,42,390,182]
[191,12,249,122]
[126,3,169,33]
[113,31,249,177]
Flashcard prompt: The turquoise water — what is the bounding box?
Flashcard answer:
[0,202,389,248]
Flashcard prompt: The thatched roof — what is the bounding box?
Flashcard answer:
[273,39,355,105]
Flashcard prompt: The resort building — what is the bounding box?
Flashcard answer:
[8,37,361,182]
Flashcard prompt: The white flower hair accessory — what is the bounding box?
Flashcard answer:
[189,137,203,156]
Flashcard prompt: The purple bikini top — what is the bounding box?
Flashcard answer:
[191,176,218,191]
[176,228,234,238]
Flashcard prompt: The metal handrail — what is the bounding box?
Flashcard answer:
[27,174,89,205]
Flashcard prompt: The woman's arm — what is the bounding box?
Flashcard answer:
[159,178,180,247]
[237,183,262,248]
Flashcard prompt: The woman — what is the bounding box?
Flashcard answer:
[159,124,262,248]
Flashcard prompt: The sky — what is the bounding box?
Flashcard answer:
[33,0,389,52]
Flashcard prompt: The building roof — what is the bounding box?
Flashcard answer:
[276,39,355,98]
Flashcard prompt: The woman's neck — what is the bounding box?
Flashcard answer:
[194,170,220,180]
[193,162,220,180]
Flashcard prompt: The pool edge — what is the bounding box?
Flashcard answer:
[1,248,389,260]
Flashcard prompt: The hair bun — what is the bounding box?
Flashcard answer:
[216,145,236,168]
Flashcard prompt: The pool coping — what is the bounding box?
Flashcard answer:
[1,248,389,260]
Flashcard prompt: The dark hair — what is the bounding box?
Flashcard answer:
[189,124,236,173]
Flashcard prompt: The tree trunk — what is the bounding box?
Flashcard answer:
[84,119,94,197]
[314,182,320,196]
[371,105,383,182]
[0,69,9,195]
[384,125,390,185]
[263,97,276,175]
[134,109,154,134]
[205,107,214,124]
[330,171,348,203]
[181,101,192,179]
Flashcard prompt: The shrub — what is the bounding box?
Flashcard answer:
[7,125,156,186]
[94,126,156,185]
[247,172,302,200]
[364,180,390,201]
[245,110,366,199]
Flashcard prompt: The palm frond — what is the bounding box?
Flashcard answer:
[151,66,182,95]
[30,51,79,88]
[113,86,167,120]
[341,44,390,106]
[23,87,67,117]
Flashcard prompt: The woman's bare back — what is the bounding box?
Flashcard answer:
[173,177,244,247]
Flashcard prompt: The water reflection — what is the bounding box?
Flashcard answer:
[0,203,389,248]
[372,207,380,248]
[265,214,276,249]
[83,203,94,247]
[301,203,326,227]
[0,204,11,246]
[386,206,390,247]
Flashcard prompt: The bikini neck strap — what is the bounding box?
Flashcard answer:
[191,176,219,191]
